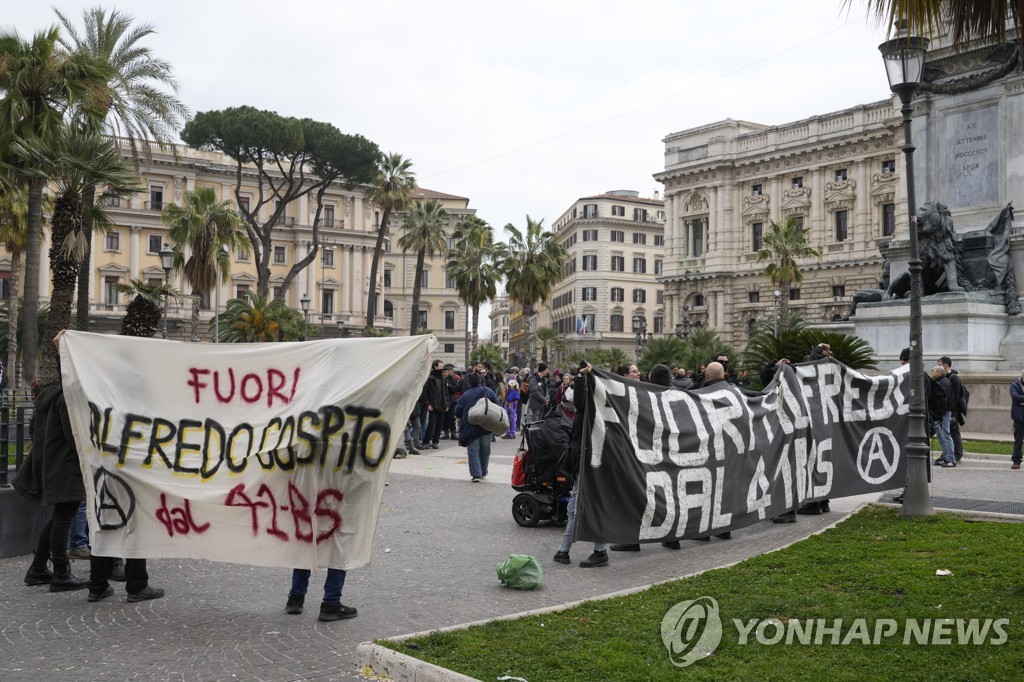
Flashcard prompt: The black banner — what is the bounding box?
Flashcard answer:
[575,360,909,544]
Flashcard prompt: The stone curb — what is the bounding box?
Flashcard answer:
[356,499,878,681]
[875,501,1024,522]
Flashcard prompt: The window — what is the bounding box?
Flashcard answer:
[835,210,848,242]
[654,235,664,246]
[749,319,757,338]
[789,289,801,301]
[657,211,665,220]
[694,294,705,307]
[832,285,846,299]
[321,290,334,315]
[445,270,456,289]
[654,259,663,275]
[583,204,598,218]
[235,284,250,298]
[611,255,624,272]
[274,246,286,264]
[417,310,428,330]
[752,221,763,252]
[501,331,508,342]
[633,232,646,245]
[752,183,763,196]
[633,257,647,274]
[793,216,805,236]
[104,276,119,305]
[582,255,597,270]
[384,269,392,288]
[272,286,283,300]
[384,300,394,318]
[0,275,9,300]
[420,270,429,288]
[835,168,848,181]
[444,343,455,354]
[656,290,664,304]
[633,208,648,222]
[236,246,249,261]
[502,315,508,325]
[882,203,896,236]
[582,229,598,241]
[792,177,804,189]
[582,287,597,301]
[632,288,646,303]
[323,204,335,227]
[238,195,250,213]
[654,316,664,333]
[385,238,391,254]
[611,230,624,242]
[105,231,120,251]
[688,218,704,257]
[612,205,625,217]
[445,310,455,330]
[322,249,335,267]
[748,291,760,303]
[611,287,624,302]
[882,159,896,173]
[610,314,624,332]
[149,186,163,211]
[148,235,162,253]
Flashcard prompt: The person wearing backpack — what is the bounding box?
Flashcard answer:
[930,365,957,468]
[1010,369,1024,470]
[940,357,966,462]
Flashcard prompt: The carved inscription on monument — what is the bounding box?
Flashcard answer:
[945,107,999,208]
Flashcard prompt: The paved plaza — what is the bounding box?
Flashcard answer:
[1,436,1018,681]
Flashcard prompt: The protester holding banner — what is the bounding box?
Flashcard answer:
[286,568,357,622]
[455,372,502,482]
[553,361,610,568]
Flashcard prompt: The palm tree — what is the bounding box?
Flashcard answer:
[848,0,1024,45]
[755,216,821,331]
[0,300,48,373]
[214,291,303,343]
[0,183,29,384]
[163,187,247,341]
[501,215,568,321]
[55,7,189,332]
[12,127,138,380]
[446,215,499,355]
[398,199,449,336]
[533,326,566,364]
[0,26,106,382]
[468,342,505,369]
[744,316,877,388]
[115,278,179,338]
[365,152,415,330]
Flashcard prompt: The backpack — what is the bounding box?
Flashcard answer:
[958,382,970,416]
[520,380,530,397]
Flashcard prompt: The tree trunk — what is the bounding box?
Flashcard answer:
[39,191,82,382]
[6,249,21,387]
[191,290,200,342]
[75,187,96,331]
[21,179,44,384]
[409,248,425,336]
[779,281,791,333]
[470,304,479,354]
[365,208,390,330]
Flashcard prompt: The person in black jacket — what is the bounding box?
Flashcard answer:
[939,357,965,462]
[931,365,957,468]
[419,360,449,449]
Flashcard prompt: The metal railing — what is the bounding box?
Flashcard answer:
[0,389,34,487]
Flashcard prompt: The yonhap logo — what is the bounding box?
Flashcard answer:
[660,596,722,667]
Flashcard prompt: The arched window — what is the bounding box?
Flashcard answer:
[384,300,394,319]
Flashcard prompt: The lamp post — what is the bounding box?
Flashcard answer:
[674,303,693,339]
[159,243,175,340]
[632,314,649,357]
[300,293,310,341]
[214,244,228,343]
[773,289,782,337]
[879,24,934,517]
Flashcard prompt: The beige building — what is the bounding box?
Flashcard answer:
[655,101,902,348]
[489,294,510,357]
[0,140,472,365]
[548,190,665,363]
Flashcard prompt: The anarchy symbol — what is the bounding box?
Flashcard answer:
[857,427,899,485]
[93,469,136,530]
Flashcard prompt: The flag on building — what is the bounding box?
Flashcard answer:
[576,317,588,335]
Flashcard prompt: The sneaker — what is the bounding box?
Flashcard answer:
[1012,462,1021,470]
[772,511,797,524]
[893,493,905,503]
[429,443,440,449]
[408,446,422,455]
[579,551,608,568]
[87,587,115,602]
[285,596,304,614]
[552,551,570,564]
[68,546,91,560]
[318,603,358,622]
[393,451,407,459]
[797,502,822,515]
[940,460,957,468]
[471,477,481,482]
[932,458,944,466]
[818,501,830,514]
[661,541,681,550]
[126,586,165,602]
[610,544,641,552]
[716,532,733,540]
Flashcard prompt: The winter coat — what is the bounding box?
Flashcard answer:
[1010,378,1024,422]
[933,375,954,414]
[566,373,591,474]
[12,380,85,507]
[421,369,449,411]
[527,373,549,411]
[455,385,501,446]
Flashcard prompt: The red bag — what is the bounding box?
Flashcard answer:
[511,450,528,487]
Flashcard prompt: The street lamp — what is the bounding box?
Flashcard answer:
[159,243,175,340]
[300,293,310,341]
[879,23,933,517]
[773,289,782,337]
[632,314,649,356]
[674,303,693,339]
[214,244,228,343]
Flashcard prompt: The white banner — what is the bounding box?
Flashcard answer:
[60,331,435,570]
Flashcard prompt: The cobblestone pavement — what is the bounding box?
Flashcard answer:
[1,437,1014,681]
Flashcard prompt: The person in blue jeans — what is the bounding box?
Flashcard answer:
[68,501,90,559]
[454,372,500,482]
[286,568,357,622]
[930,365,957,468]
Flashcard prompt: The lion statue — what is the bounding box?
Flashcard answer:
[883,202,961,299]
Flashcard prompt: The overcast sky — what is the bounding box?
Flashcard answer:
[5,1,894,337]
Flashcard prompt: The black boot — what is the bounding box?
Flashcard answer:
[24,552,52,586]
[49,557,88,592]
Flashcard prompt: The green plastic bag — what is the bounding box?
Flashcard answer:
[496,554,543,590]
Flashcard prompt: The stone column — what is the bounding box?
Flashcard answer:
[811,168,825,243]
[130,226,141,279]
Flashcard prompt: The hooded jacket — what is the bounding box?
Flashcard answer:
[12,380,85,507]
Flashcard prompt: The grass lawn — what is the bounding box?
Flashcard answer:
[951,439,1013,456]
[380,506,1023,680]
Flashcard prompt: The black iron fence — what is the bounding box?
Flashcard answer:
[0,389,34,487]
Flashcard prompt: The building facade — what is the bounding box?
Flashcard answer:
[655,102,902,348]
[489,294,510,357]
[548,190,665,363]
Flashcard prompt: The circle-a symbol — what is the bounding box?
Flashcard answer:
[857,427,899,484]
[93,469,136,530]
[661,596,723,668]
